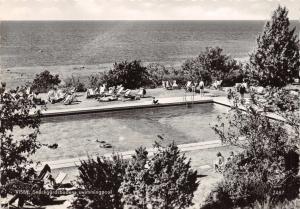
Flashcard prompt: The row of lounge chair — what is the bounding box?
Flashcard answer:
[47,88,79,105]
[86,85,146,102]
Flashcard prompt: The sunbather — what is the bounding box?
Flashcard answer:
[136,88,146,98]
[99,95,118,102]
[124,89,136,99]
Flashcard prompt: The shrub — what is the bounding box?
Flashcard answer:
[248,6,300,88]
[31,70,61,93]
[64,75,86,92]
[72,154,127,209]
[147,63,170,87]
[103,60,151,89]
[120,142,199,209]
[210,87,300,208]
[182,47,242,85]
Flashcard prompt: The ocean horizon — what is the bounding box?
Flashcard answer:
[1,20,299,69]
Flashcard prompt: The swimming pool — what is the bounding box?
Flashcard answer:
[34,103,228,161]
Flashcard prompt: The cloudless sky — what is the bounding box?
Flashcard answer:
[0,0,299,20]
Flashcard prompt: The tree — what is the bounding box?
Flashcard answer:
[211,89,299,208]
[119,147,149,209]
[147,63,170,87]
[120,142,199,209]
[72,154,127,209]
[104,60,151,89]
[0,87,57,185]
[31,70,61,93]
[182,47,241,85]
[248,6,300,88]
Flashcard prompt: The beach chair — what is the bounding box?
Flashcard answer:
[162,80,166,88]
[86,88,95,98]
[116,86,125,96]
[124,90,135,99]
[54,172,67,189]
[104,86,114,96]
[172,80,180,89]
[165,81,172,90]
[185,81,192,92]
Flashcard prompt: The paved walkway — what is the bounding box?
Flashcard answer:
[38,139,225,170]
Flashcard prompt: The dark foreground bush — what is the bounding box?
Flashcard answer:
[71,155,127,209]
[31,70,61,93]
[120,142,199,209]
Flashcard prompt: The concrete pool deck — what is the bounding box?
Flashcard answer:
[38,139,225,170]
[38,95,214,117]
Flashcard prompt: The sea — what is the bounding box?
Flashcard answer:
[0,20,299,69]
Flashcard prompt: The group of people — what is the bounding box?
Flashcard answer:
[86,84,147,102]
[0,83,47,106]
[185,80,205,95]
[47,87,78,105]
[214,151,235,173]
[162,80,180,90]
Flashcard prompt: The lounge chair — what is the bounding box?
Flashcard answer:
[172,80,180,89]
[185,81,192,92]
[124,90,136,99]
[105,86,116,96]
[99,95,118,102]
[64,93,77,105]
[116,86,125,96]
[162,80,166,88]
[136,88,146,98]
[86,88,98,98]
[165,81,172,90]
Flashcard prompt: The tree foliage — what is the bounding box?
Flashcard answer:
[72,154,127,209]
[120,142,199,209]
[182,47,242,85]
[0,87,57,185]
[248,5,300,88]
[31,70,61,93]
[211,89,299,208]
[102,60,151,89]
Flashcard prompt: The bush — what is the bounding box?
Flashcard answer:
[64,76,86,92]
[210,87,300,208]
[182,47,242,85]
[87,73,105,89]
[72,154,127,209]
[31,70,61,93]
[147,63,170,87]
[120,142,199,209]
[103,60,151,89]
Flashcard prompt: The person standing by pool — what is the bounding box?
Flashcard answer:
[239,82,246,101]
[199,80,204,96]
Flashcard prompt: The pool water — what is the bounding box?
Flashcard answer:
[34,103,228,161]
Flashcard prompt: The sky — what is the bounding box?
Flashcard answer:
[0,0,299,20]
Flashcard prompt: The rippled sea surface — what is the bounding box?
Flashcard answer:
[2,20,299,68]
[27,103,228,161]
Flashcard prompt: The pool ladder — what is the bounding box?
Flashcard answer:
[183,87,195,107]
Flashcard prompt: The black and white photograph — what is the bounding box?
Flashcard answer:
[0,0,300,208]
